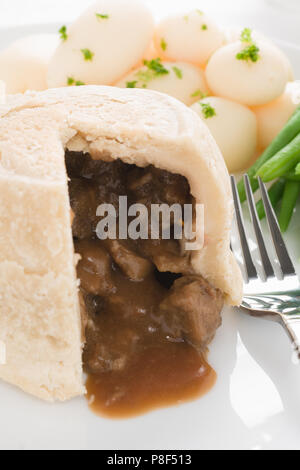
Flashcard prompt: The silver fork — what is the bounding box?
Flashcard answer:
[231,175,300,360]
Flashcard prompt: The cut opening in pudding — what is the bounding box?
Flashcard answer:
[66,150,224,418]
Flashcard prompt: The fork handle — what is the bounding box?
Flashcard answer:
[281,315,300,360]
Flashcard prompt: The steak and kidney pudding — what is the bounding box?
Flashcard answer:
[66,151,224,417]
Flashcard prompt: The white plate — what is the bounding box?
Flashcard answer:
[0,10,300,451]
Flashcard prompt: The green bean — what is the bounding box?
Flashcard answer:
[285,170,300,181]
[256,179,285,220]
[278,180,300,232]
[238,107,300,202]
[296,162,300,175]
[256,132,300,182]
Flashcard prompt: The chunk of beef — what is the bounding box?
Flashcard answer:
[157,169,191,206]
[127,169,153,192]
[127,165,190,207]
[140,239,192,275]
[75,240,116,296]
[69,178,99,239]
[158,276,223,350]
[106,240,153,281]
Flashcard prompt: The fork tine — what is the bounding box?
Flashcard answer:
[231,176,257,282]
[244,175,275,280]
[258,177,296,277]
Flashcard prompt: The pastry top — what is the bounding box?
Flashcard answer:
[0,85,242,304]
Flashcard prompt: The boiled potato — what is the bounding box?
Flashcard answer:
[0,34,59,93]
[253,82,300,150]
[47,0,154,88]
[117,61,209,106]
[206,40,289,106]
[154,9,224,67]
[225,27,294,81]
[191,97,257,172]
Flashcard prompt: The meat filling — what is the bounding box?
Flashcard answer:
[66,151,223,378]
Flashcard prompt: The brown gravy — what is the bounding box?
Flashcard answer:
[86,345,216,419]
[66,151,222,419]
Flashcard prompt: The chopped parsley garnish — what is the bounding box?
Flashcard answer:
[143,58,169,75]
[236,44,260,63]
[95,13,109,20]
[202,24,208,30]
[81,49,94,61]
[172,66,183,79]
[200,102,216,119]
[196,9,204,15]
[237,27,260,62]
[131,58,169,88]
[67,77,85,86]
[161,38,167,51]
[59,25,68,41]
[126,81,138,88]
[191,90,208,98]
[240,27,253,43]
